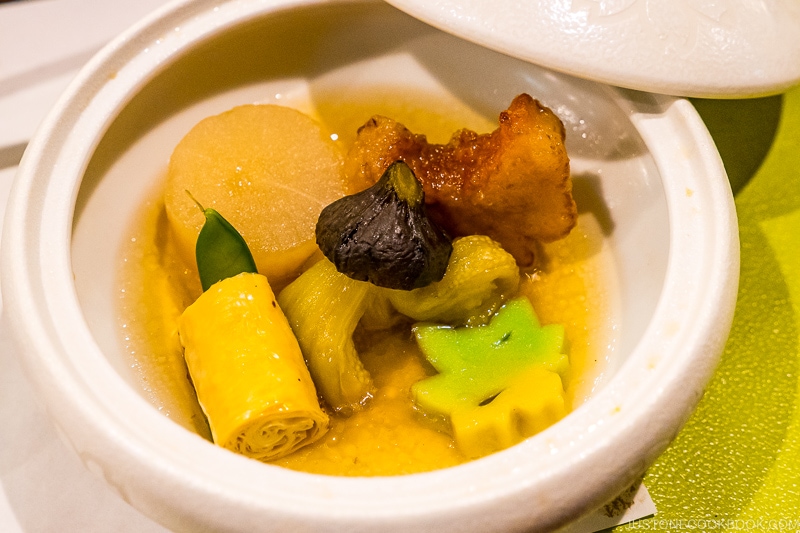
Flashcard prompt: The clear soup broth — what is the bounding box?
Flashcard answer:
[116,89,613,476]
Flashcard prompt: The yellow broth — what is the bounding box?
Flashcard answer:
[116,90,611,475]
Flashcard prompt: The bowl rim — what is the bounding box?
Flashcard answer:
[0,0,740,531]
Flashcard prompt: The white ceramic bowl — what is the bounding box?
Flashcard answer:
[1,0,739,532]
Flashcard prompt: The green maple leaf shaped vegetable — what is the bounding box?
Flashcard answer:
[412,297,568,416]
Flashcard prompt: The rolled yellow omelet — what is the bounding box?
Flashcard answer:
[178,272,329,461]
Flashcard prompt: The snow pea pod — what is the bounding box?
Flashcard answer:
[189,192,258,291]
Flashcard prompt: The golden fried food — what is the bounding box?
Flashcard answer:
[344,94,576,266]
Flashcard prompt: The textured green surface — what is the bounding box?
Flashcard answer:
[615,87,800,530]
[412,297,566,415]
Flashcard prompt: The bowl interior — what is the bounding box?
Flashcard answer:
[71,0,668,410]
[2,0,745,531]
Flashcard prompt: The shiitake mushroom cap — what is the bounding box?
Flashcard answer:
[316,161,453,291]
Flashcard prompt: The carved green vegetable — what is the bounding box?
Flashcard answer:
[412,297,569,457]
[315,160,452,290]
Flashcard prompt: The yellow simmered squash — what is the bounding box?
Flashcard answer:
[178,272,329,461]
[451,367,566,458]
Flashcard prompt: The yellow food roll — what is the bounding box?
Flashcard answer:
[178,272,329,461]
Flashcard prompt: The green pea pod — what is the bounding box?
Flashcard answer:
[191,195,258,291]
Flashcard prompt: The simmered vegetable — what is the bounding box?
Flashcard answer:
[191,200,257,292]
[386,235,519,327]
[316,161,452,290]
[412,297,568,457]
[164,104,345,290]
[277,237,517,413]
[451,366,566,458]
[278,258,376,414]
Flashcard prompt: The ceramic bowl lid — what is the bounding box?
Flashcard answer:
[384,0,800,97]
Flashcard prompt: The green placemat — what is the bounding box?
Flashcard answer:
[615,87,800,531]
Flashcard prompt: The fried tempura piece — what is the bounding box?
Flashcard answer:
[344,94,576,266]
